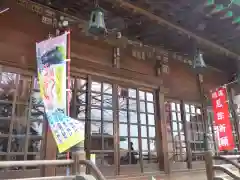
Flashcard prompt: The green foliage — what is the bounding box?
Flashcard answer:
[205,0,215,6]
[215,4,224,11]
[233,0,240,6]
[225,11,233,18]
[233,16,240,24]
[205,0,240,24]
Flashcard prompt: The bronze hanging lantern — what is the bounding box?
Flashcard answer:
[88,7,107,35]
[193,50,206,73]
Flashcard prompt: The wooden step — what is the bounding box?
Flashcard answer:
[107,169,207,180]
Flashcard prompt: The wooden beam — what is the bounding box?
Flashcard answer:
[104,0,240,60]
[156,88,170,173]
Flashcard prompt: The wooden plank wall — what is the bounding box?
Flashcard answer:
[164,59,228,101]
[0,0,160,88]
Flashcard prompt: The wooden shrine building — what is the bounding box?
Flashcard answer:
[1,0,240,179]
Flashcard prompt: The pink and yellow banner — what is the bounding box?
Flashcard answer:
[36,32,84,153]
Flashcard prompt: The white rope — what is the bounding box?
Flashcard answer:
[0,8,9,14]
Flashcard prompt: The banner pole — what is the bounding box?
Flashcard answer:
[66,29,71,176]
[66,29,86,175]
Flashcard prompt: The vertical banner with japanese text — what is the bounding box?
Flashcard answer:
[36,33,84,153]
[211,87,234,151]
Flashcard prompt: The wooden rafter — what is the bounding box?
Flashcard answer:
[103,0,240,60]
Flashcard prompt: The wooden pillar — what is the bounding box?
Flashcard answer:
[41,124,57,176]
[155,53,170,173]
[85,75,92,174]
[228,87,240,150]
[204,151,214,180]
[180,100,192,169]
[112,34,121,175]
[113,84,120,175]
[196,74,209,150]
[136,89,144,173]
[156,87,170,174]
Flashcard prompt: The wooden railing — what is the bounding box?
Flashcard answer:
[204,151,240,180]
[0,159,106,180]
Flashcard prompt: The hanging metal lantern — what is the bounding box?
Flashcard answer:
[88,7,107,35]
[193,50,206,73]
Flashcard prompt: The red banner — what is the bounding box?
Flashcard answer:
[211,87,234,151]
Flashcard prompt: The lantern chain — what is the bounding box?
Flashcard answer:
[94,0,99,7]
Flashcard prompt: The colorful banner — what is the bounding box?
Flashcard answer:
[46,109,85,153]
[211,87,234,151]
[36,33,68,112]
[36,33,84,153]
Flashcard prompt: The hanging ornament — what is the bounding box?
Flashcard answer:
[193,49,207,73]
[236,73,240,85]
[56,16,69,36]
[88,5,107,36]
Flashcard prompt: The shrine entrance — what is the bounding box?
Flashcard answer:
[65,76,159,176]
